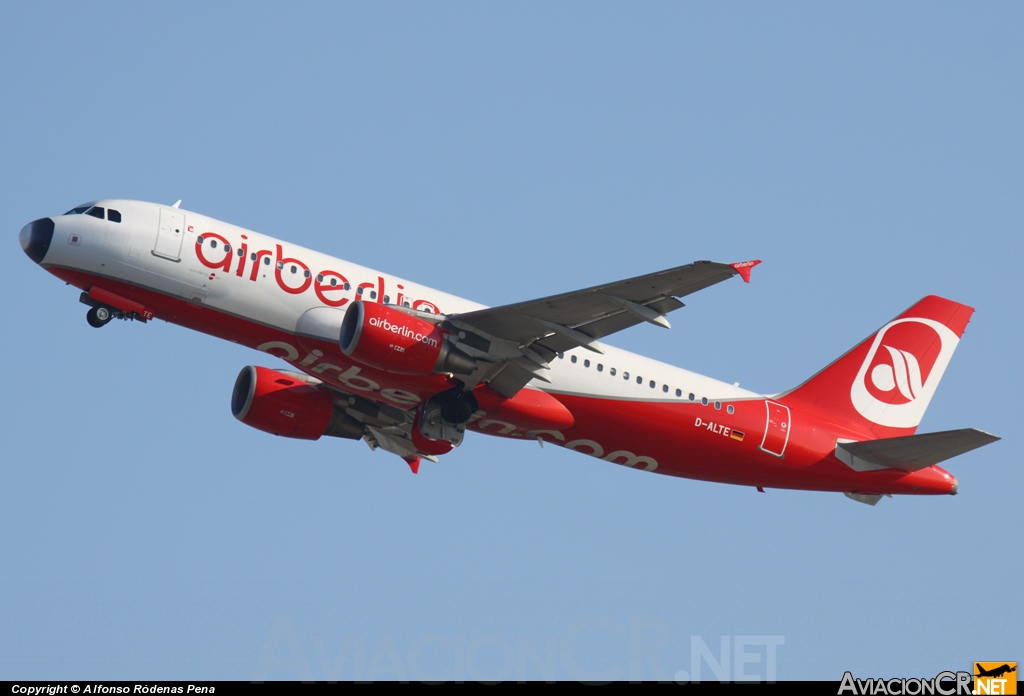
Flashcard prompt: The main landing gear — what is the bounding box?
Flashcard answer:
[417,385,480,449]
[86,306,112,328]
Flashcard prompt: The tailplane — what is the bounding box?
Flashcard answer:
[835,428,999,472]
[780,296,974,438]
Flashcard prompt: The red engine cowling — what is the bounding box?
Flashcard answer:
[339,301,475,375]
[231,366,363,440]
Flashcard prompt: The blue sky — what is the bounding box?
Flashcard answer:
[1,2,1020,681]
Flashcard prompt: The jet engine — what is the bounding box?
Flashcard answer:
[339,301,475,376]
[231,366,364,440]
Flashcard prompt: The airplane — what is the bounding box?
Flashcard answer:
[975,664,1016,679]
[18,199,999,504]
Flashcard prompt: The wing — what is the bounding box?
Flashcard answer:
[441,260,759,397]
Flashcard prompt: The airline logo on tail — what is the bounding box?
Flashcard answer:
[850,318,960,428]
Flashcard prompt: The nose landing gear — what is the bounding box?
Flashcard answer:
[79,291,149,328]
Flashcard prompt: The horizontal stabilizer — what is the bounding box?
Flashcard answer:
[836,428,1000,473]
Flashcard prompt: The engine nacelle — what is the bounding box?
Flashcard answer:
[231,366,364,440]
[339,301,475,375]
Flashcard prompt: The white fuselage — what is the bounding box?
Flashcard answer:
[44,199,760,409]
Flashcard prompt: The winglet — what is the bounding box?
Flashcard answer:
[730,260,761,283]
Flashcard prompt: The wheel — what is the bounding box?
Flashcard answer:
[86,306,112,328]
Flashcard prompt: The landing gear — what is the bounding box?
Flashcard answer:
[86,306,113,328]
[79,290,150,328]
[416,385,480,449]
[431,387,479,424]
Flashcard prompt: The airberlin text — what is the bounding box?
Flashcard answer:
[694,417,733,438]
[838,671,972,696]
[257,340,424,407]
[369,316,439,348]
[194,232,441,314]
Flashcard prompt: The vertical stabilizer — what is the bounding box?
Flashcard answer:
[779,296,973,438]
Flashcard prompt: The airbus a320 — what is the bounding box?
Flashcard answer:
[19,200,999,504]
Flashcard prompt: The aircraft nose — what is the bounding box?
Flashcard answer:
[19,217,55,264]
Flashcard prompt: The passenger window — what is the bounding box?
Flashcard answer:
[290,265,297,274]
[714,401,721,410]
[317,274,323,282]
[210,239,218,249]
[224,244,230,253]
[330,278,337,287]
[383,295,390,303]
[277,261,284,269]
[584,359,590,368]
[197,236,205,244]
[662,384,668,393]
[107,209,121,223]
[727,405,735,415]
[689,393,695,401]
[623,372,629,380]
[675,389,682,397]
[701,397,708,406]
[650,380,656,389]
[636,376,642,384]
[610,367,616,376]
[86,207,104,219]
[571,355,577,364]
[250,253,257,261]
[344,283,351,290]
[237,249,243,257]
[263,257,270,265]
[370,291,377,300]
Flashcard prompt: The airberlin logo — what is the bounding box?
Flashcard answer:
[192,231,442,314]
[873,344,924,403]
[850,317,959,429]
[368,316,439,348]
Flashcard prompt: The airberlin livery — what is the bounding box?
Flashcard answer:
[19,200,999,504]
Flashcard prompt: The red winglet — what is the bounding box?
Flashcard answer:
[730,260,761,283]
[404,456,421,474]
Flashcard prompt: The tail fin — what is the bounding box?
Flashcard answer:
[779,296,974,438]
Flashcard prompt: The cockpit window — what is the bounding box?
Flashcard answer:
[64,206,90,215]
[107,209,121,223]
[86,207,105,219]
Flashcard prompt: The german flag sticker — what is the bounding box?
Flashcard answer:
[731,430,745,442]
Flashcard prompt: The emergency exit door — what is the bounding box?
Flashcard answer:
[759,400,791,458]
[153,208,185,261]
